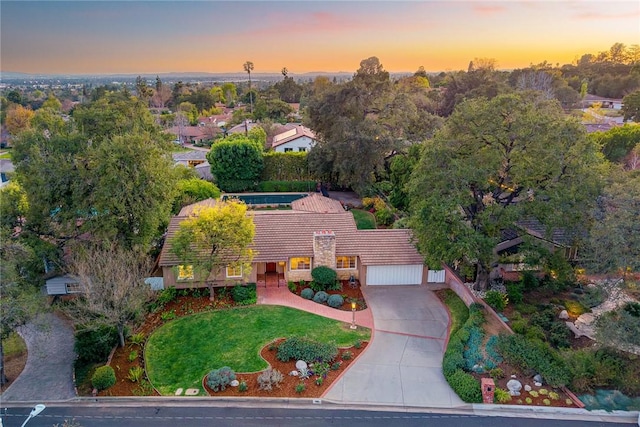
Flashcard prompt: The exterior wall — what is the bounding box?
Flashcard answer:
[443,264,477,307]
[336,268,358,281]
[274,136,315,153]
[313,231,336,269]
[162,265,255,289]
[286,269,313,283]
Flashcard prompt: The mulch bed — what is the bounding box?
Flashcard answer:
[0,350,28,393]
[204,338,368,398]
[289,280,367,310]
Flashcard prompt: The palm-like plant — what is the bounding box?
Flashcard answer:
[243,61,254,113]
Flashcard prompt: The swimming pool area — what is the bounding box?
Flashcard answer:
[221,192,309,206]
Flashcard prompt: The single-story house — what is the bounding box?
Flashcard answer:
[227,120,258,135]
[271,124,317,153]
[166,126,208,144]
[582,94,623,110]
[495,218,579,281]
[158,193,429,288]
[172,150,208,168]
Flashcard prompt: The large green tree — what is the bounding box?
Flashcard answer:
[621,90,640,122]
[589,124,640,163]
[171,202,255,300]
[207,138,263,192]
[586,168,640,274]
[409,93,605,289]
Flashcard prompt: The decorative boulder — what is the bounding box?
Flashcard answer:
[559,310,569,320]
[533,374,543,384]
[534,382,543,387]
[295,360,308,371]
[289,370,299,377]
[524,385,532,392]
[230,380,240,387]
[507,379,522,396]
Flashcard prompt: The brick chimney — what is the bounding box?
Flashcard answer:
[313,230,336,269]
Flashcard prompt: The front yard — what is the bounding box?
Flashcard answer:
[145,305,370,395]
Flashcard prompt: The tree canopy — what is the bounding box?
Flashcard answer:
[207,138,264,192]
[171,202,255,300]
[408,92,605,289]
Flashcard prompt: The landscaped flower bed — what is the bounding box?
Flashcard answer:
[289,280,367,311]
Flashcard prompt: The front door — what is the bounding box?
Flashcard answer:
[266,262,277,273]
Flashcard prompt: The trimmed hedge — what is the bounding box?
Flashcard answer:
[276,336,338,363]
[311,266,338,290]
[256,180,316,192]
[261,152,312,181]
[232,283,257,305]
[447,369,483,403]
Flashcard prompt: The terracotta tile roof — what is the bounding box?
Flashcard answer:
[159,199,425,267]
[178,198,217,216]
[291,193,345,213]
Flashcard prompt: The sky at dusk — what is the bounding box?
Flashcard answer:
[1,1,639,75]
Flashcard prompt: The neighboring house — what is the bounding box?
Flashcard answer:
[227,120,258,135]
[271,124,317,153]
[172,150,208,168]
[166,126,208,144]
[45,275,81,296]
[582,94,623,110]
[495,219,580,281]
[158,193,430,289]
[194,162,213,181]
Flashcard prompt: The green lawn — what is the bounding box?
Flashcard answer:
[2,331,26,358]
[145,305,371,395]
[0,151,12,159]
[438,289,469,335]
[351,209,376,229]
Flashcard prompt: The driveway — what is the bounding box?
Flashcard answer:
[1,312,76,402]
[324,285,465,408]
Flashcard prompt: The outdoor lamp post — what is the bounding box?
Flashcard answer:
[20,404,45,427]
[350,302,357,329]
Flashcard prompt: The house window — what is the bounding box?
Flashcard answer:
[177,265,194,281]
[336,256,357,269]
[284,148,293,152]
[290,257,311,270]
[298,147,306,152]
[65,282,81,294]
[226,265,243,278]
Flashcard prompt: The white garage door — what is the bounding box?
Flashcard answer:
[367,265,423,286]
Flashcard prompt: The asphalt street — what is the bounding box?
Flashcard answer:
[0,405,635,427]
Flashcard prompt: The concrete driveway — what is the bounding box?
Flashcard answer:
[324,285,465,408]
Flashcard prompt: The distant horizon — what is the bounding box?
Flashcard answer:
[1,1,638,75]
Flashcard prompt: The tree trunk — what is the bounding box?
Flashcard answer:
[208,283,215,302]
[474,263,490,291]
[0,338,7,385]
[117,324,126,348]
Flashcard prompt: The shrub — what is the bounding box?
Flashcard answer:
[157,286,177,305]
[548,322,570,349]
[277,337,338,363]
[295,383,306,393]
[127,366,144,383]
[489,368,504,379]
[538,388,548,395]
[238,380,248,392]
[315,377,323,386]
[563,299,589,317]
[327,294,344,308]
[207,366,236,392]
[522,271,539,291]
[446,369,482,403]
[353,340,362,349]
[256,181,317,192]
[161,310,176,321]
[494,388,512,403]
[92,366,116,391]
[525,397,533,404]
[287,281,297,293]
[257,368,283,391]
[510,319,528,335]
[300,288,315,300]
[484,290,508,311]
[128,350,138,362]
[311,266,338,290]
[506,282,524,304]
[529,390,539,397]
[75,325,119,364]
[624,301,640,317]
[579,286,605,308]
[374,208,394,226]
[342,351,352,360]
[313,291,329,304]
[129,332,145,346]
[543,398,551,406]
[232,284,256,305]
[331,362,341,371]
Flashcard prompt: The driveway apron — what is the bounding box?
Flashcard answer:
[1,312,76,402]
[324,285,465,408]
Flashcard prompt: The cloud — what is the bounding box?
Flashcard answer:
[472,4,507,15]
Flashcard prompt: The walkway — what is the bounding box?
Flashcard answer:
[0,312,76,402]
[323,285,465,408]
[257,286,374,330]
